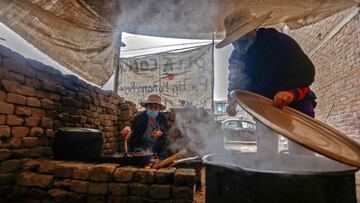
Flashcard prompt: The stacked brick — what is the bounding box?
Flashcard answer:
[287,8,360,143]
[0,45,139,198]
[9,159,196,202]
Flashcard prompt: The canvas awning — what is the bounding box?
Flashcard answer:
[0,0,357,85]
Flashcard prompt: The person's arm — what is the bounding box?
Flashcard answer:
[273,87,310,107]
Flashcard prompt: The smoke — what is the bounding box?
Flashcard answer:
[112,0,220,39]
[170,108,227,156]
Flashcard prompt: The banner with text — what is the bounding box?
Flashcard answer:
[118,44,213,109]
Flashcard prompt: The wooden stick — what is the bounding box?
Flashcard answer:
[151,149,187,169]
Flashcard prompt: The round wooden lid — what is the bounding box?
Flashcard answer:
[231,90,360,168]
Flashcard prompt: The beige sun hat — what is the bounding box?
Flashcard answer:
[216,8,272,49]
[140,94,166,110]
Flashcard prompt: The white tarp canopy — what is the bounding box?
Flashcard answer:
[0,0,357,85]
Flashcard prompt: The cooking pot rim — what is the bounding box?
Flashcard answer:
[202,153,358,175]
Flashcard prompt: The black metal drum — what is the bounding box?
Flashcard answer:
[53,128,103,161]
[203,152,358,203]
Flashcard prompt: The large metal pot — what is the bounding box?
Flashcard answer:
[53,128,103,161]
[203,152,358,203]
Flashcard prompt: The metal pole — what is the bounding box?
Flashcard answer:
[113,32,122,92]
[211,33,215,112]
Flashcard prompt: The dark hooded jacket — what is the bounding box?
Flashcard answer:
[128,111,169,158]
[228,28,316,115]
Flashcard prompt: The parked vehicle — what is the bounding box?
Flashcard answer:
[221,119,257,143]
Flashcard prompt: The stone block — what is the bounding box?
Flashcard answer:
[0,173,13,185]
[29,147,44,157]
[53,179,72,189]
[54,163,75,178]
[6,93,26,105]
[174,169,196,186]
[6,115,24,126]
[127,196,156,203]
[90,163,119,182]
[0,126,10,138]
[27,97,41,107]
[22,159,41,171]
[88,182,108,195]
[15,106,32,116]
[11,148,30,158]
[25,117,40,127]
[113,167,138,182]
[16,172,54,188]
[149,184,171,199]
[73,165,92,180]
[30,127,44,136]
[0,159,20,172]
[47,188,74,202]
[31,108,45,117]
[155,168,176,184]
[45,129,55,138]
[0,115,5,125]
[171,186,195,199]
[12,186,29,197]
[38,137,50,146]
[129,183,148,197]
[28,187,47,199]
[107,196,128,203]
[39,160,63,174]
[21,137,38,148]
[41,117,53,128]
[108,183,128,196]
[70,180,88,193]
[0,149,11,161]
[0,102,14,114]
[134,168,155,184]
[87,195,106,203]
[12,127,29,137]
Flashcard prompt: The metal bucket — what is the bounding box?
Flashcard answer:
[202,152,358,203]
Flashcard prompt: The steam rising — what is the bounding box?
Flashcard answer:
[113,0,220,39]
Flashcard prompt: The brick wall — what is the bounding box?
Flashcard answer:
[0,44,139,193]
[287,7,360,143]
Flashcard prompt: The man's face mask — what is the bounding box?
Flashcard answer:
[232,33,256,54]
[146,110,159,117]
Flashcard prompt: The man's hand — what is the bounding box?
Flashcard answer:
[120,126,132,140]
[274,91,295,108]
[151,130,163,138]
[226,96,237,116]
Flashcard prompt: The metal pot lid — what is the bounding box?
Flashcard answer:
[231,90,360,168]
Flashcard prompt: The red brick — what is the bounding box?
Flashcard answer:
[11,127,29,137]
[21,137,38,148]
[6,115,24,126]
[15,106,32,116]
[1,79,21,93]
[0,126,11,138]
[0,102,14,114]
[6,93,26,105]
[8,72,25,83]
[0,91,5,102]
[0,115,5,125]
[25,78,41,89]
[41,117,53,128]
[25,117,40,127]
[41,99,54,109]
[30,127,44,136]
[26,97,41,107]
[32,108,45,117]
[9,138,22,148]
[49,93,60,101]
[19,86,36,96]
